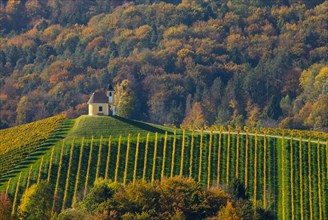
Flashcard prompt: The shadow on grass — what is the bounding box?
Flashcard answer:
[113,116,171,134]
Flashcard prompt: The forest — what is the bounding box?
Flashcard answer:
[0,0,327,131]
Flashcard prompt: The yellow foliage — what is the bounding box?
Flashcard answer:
[119,28,134,38]
[122,6,139,18]
[217,201,242,220]
[305,95,328,129]
[163,25,188,39]
[18,184,38,216]
[314,66,328,93]
[135,25,151,40]
[299,64,323,89]
[226,34,243,51]
[177,48,194,58]
[42,24,63,42]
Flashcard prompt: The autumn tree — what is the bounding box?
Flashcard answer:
[217,201,242,220]
[114,79,135,118]
[16,96,33,125]
[0,193,11,220]
[18,182,54,220]
[181,102,207,129]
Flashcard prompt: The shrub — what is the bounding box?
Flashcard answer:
[18,181,54,220]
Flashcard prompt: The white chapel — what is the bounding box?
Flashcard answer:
[87,84,116,116]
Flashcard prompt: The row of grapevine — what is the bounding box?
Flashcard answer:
[4,131,327,220]
[0,114,66,176]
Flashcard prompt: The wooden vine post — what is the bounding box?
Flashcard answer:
[226,126,231,186]
[263,131,267,208]
[180,129,185,176]
[37,156,44,184]
[84,137,94,197]
[161,132,168,180]
[236,128,240,178]
[142,133,150,182]
[244,127,249,188]
[281,134,285,220]
[207,129,213,188]
[5,178,11,195]
[317,140,322,220]
[198,129,203,182]
[52,140,65,213]
[114,136,122,183]
[151,133,158,184]
[11,172,22,216]
[96,136,103,180]
[217,126,223,185]
[26,165,33,189]
[47,147,55,182]
[133,133,140,183]
[253,131,258,206]
[62,139,75,210]
[308,139,313,220]
[124,134,131,185]
[73,137,84,206]
[290,136,294,220]
[105,136,112,181]
[189,130,194,178]
[299,136,304,220]
[170,130,176,178]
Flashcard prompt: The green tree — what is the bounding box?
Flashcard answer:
[114,79,135,118]
[16,96,33,125]
[111,180,161,218]
[18,181,54,220]
[56,208,90,220]
[158,177,204,219]
[79,178,118,214]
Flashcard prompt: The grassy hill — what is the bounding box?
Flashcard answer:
[65,115,169,139]
[0,115,327,220]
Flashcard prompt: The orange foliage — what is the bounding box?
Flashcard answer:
[42,25,63,42]
[87,36,106,50]
[135,25,151,40]
[182,102,207,129]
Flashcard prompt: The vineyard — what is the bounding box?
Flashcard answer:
[0,115,66,176]
[0,116,327,220]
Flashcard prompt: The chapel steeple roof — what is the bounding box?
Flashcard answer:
[107,84,114,91]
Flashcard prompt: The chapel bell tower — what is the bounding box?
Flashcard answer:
[107,84,114,104]
[106,84,116,116]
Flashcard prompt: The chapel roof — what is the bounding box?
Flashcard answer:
[87,92,108,104]
[107,84,114,91]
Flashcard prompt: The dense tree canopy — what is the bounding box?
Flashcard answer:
[53,177,270,219]
[0,0,327,131]
[18,182,54,220]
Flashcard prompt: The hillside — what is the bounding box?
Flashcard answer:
[0,0,327,131]
[0,115,67,177]
[0,116,327,219]
[65,115,168,139]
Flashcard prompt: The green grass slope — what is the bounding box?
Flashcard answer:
[65,115,168,139]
